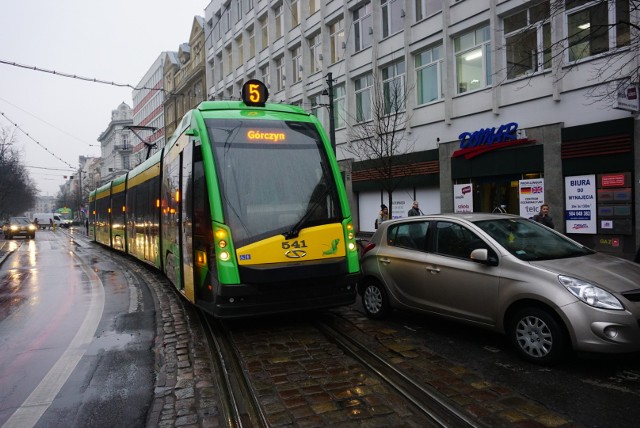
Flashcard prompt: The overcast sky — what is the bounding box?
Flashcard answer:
[0,0,207,196]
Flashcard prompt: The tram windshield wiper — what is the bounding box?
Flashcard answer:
[284,186,333,240]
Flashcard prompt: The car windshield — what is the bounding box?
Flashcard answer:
[474,218,594,261]
[11,217,32,225]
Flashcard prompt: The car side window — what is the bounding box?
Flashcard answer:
[387,221,428,251]
[434,221,487,259]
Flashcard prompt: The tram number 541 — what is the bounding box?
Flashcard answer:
[282,240,307,249]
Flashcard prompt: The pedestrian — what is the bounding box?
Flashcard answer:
[85,218,89,235]
[408,200,423,216]
[532,203,554,229]
[375,204,389,229]
[49,218,54,230]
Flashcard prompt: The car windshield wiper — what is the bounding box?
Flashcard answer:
[284,186,333,240]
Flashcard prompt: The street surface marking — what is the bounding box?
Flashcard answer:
[2,251,104,428]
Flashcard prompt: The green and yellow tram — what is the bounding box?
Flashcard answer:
[88,80,360,317]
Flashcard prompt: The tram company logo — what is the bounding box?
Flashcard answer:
[285,250,307,259]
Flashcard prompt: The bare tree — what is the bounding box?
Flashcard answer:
[499,0,640,106]
[0,126,37,218]
[341,68,415,219]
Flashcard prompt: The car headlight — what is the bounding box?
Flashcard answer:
[558,275,623,310]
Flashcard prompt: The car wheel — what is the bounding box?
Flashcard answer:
[361,278,390,319]
[508,307,568,365]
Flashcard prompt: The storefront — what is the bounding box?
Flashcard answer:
[350,150,441,233]
[440,118,638,261]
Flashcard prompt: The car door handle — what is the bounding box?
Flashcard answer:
[426,266,440,274]
[379,257,391,264]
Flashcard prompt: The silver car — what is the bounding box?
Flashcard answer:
[359,213,640,364]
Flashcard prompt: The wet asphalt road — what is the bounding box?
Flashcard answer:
[0,231,155,427]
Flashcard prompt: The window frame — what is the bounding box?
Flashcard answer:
[415,44,443,105]
[354,2,373,53]
[454,25,492,94]
[354,73,373,122]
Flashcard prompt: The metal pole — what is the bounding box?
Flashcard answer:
[326,72,336,154]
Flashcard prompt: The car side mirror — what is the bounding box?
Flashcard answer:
[470,248,499,266]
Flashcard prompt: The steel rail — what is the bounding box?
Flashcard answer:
[200,313,269,428]
[315,316,483,428]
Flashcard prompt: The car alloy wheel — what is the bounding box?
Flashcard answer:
[362,279,389,319]
[509,307,567,365]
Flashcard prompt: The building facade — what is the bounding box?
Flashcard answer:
[97,102,134,185]
[163,16,207,140]
[132,53,167,167]
[202,0,639,260]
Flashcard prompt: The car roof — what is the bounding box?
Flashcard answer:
[380,212,521,226]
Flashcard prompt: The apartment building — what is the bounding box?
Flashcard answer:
[204,0,639,260]
[97,102,134,185]
[132,53,167,167]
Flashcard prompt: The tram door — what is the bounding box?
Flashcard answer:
[180,143,195,302]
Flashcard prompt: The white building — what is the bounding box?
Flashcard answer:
[132,53,167,167]
[97,102,134,185]
[204,0,640,260]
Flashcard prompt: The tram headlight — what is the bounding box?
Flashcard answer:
[348,242,356,251]
[219,251,230,261]
[218,240,227,249]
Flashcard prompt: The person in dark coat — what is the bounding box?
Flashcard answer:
[532,203,554,229]
[408,201,423,216]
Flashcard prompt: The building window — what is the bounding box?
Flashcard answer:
[415,44,443,105]
[291,0,300,28]
[505,2,551,79]
[330,18,345,64]
[274,5,283,40]
[261,64,270,87]
[355,73,373,122]
[310,93,325,123]
[382,60,405,113]
[454,25,491,94]
[292,46,302,83]
[248,26,255,60]
[309,33,322,74]
[566,0,630,62]
[276,57,285,91]
[224,8,231,33]
[259,15,268,51]
[415,0,442,22]
[236,35,243,69]
[309,0,318,15]
[245,0,254,13]
[236,0,243,22]
[382,0,403,38]
[333,83,346,129]
[225,46,233,76]
[354,2,373,52]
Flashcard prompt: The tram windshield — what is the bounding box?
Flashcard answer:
[206,118,342,247]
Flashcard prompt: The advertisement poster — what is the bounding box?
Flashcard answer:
[453,184,473,213]
[565,174,596,234]
[518,179,544,218]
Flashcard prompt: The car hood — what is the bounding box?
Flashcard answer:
[532,252,640,293]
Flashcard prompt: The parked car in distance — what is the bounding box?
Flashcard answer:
[359,213,640,365]
[2,216,37,239]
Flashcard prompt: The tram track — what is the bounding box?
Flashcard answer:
[316,313,482,428]
[199,311,269,428]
